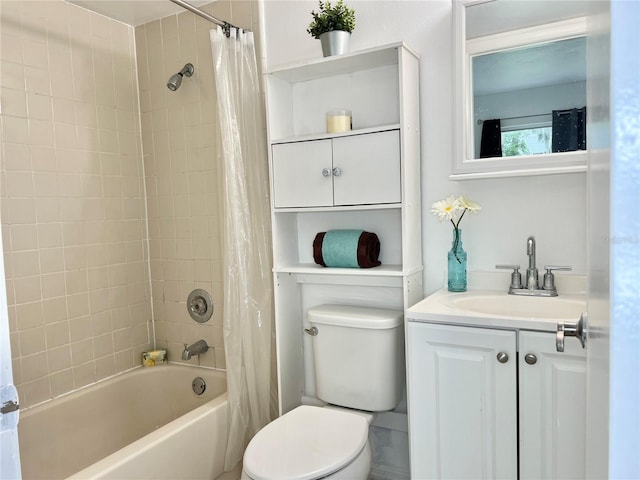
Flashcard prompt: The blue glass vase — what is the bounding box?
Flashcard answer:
[448,228,467,292]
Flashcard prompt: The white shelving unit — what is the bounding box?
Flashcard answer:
[265,42,423,415]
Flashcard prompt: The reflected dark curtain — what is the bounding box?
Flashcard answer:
[552,107,586,152]
[479,119,502,158]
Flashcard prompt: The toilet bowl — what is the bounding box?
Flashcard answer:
[242,305,404,480]
[241,406,372,480]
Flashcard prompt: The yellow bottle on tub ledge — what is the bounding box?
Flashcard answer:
[142,349,167,367]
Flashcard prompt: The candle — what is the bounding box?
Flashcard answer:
[327,109,352,133]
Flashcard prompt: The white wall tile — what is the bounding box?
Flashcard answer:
[39,248,65,274]
[50,369,74,397]
[2,88,28,118]
[10,224,38,251]
[15,302,44,330]
[2,0,232,409]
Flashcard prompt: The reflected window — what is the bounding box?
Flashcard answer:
[472,36,586,159]
[502,126,552,157]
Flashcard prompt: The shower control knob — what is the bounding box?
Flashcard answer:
[524,353,538,365]
[496,352,509,363]
[322,168,331,177]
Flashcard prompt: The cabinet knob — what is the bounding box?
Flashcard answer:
[322,168,331,177]
[332,167,342,176]
[496,352,509,363]
[524,353,537,365]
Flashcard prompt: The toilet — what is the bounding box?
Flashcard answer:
[242,304,404,480]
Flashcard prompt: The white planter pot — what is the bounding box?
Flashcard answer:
[319,30,351,57]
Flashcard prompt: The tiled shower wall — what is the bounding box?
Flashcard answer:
[1,0,264,408]
[0,1,151,408]
[135,2,262,370]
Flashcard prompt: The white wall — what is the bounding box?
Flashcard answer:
[261,0,587,295]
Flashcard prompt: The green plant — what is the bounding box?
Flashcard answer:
[307,0,356,39]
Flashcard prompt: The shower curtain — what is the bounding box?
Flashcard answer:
[210,26,273,471]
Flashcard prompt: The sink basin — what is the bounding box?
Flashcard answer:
[447,293,585,320]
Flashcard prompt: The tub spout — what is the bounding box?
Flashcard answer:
[182,340,209,360]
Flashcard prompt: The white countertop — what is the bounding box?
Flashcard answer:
[406,271,587,332]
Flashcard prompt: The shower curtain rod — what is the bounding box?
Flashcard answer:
[168,0,245,37]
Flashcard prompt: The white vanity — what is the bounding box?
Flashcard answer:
[405,273,587,479]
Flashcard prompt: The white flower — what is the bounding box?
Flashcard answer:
[458,196,481,213]
[430,195,459,221]
[431,194,481,228]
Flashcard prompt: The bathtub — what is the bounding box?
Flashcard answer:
[18,364,228,480]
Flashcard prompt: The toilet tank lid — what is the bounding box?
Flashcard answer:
[308,304,403,329]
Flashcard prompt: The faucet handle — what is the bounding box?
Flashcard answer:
[542,265,572,292]
[496,264,522,290]
[543,265,572,272]
[496,264,520,270]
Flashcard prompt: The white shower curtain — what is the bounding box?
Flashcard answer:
[210,26,273,471]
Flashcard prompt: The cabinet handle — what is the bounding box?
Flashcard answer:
[524,353,537,365]
[322,168,331,177]
[332,167,342,176]
[497,352,509,363]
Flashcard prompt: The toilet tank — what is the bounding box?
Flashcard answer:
[308,304,404,412]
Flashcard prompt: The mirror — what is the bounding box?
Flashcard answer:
[453,0,593,178]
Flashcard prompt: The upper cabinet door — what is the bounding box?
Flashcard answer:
[271,130,401,209]
[332,130,401,206]
[519,330,586,480]
[272,139,333,208]
[406,322,518,480]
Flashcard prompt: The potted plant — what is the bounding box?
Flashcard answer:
[307,0,356,57]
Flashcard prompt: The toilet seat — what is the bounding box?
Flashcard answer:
[243,405,369,480]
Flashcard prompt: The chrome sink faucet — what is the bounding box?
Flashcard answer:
[526,236,539,290]
[182,339,209,360]
[497,236,571,297]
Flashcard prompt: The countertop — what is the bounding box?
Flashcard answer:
[406,271,587,332]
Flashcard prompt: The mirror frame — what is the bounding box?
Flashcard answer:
[452,0,588,179]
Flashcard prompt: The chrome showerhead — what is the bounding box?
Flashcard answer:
[167,63,194,91]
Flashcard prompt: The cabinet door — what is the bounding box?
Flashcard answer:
[406,322,518,479]
[272,140,333,208]
[332,130,401,206]
[519,331,586,480]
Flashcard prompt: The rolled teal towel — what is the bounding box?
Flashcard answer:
[313,230,381,268]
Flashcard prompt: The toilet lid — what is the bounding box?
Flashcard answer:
[243,405,369,480]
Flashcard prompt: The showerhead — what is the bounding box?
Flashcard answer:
[167,63,194,91]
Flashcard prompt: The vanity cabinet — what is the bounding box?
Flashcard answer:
[406,322,518,479]
[519,331,586,480]
[271,130,401,208]
[406,321,586,479]
[266,43,422,416]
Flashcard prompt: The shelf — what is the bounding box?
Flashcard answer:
[270,124,401,145]
[273,264,423,277]
[267,42,408,83]
[273,263,401,275]
[449,164,587,181]
[273,203,402,213]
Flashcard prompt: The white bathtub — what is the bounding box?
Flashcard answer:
[18,364,228,480]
